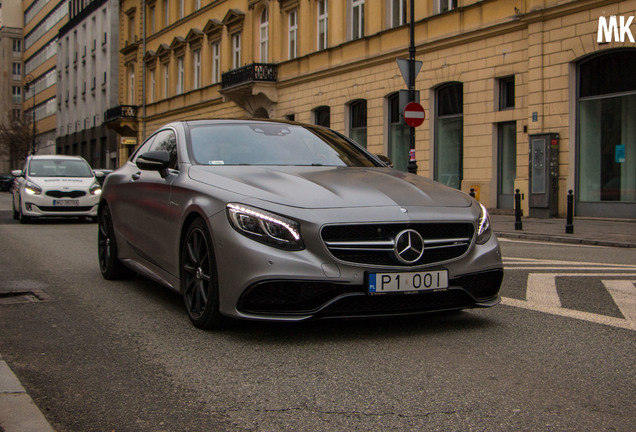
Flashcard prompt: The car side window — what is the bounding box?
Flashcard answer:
[131,136,156,162]
[150,130,178,170]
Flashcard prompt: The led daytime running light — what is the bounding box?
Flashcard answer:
[227,203,301,241]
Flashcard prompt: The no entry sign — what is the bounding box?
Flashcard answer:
[403,102,425,127]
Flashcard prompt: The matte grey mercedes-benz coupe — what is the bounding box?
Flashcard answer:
[98,120,503,329]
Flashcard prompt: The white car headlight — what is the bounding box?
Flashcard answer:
[476,203,492,244]
[227,203,304,251]
[89,182,102,195]
[25,181,42,195]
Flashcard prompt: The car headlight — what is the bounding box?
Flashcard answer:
[25,181,42,195]
[89,183,102,195]
[476,203,492,244]
[227,203,304,251]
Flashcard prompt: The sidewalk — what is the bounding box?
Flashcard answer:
[0,357,54,432]
[490,213,636,248]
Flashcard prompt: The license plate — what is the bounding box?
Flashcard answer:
[368,270,448,294]
[53,200,79,207]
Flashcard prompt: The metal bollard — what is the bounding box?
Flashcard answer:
[469,188,475,198]
[565,189,574,234]
[515,189,522,230]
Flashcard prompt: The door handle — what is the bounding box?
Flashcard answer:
[132,172,141,181]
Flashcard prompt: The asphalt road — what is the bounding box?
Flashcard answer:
[0,192,634,431]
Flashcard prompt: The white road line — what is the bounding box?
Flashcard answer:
[603,280,636,327]
[526,273,561,308]
[505,267,636,271]
[501,273,636,331]
[501,297,635,331]
[497,238,611,248]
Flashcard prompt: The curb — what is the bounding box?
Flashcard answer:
[0,359,54,432]
[494,231,636,248]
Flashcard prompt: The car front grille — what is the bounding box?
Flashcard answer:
[321,223,474,267]
[37,206,94,212]
[45,190,87,198]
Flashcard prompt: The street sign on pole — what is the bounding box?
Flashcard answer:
[396,58,422,88]
[403,102,425,127]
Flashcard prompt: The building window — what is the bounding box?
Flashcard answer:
[176,56,184,94]
[314,106,330,127]
[498,75,515,110]
[391,0,407,28]
[195,0,201,11]
[435,82,463,189]
[128,65,135,104]
[260,8,269,62]
[232,33,241,69]
[163,63,169,98]
[211,42,220,83]
[12,62,22,78]
[128,15,135,44]
[438,0,456,13]
[149,69,156,103]
[12,86,22,104]
[288,9,297,60]
[150,6,156,34]
[164,0,169,26]
[388,93,409,171]
[193,49,201,90]
[349,100,367,148]
[13,39,22,53]
[179,0,184,19]
[577,50,636,215]
[318,0,328,50]
[352,0,364,40]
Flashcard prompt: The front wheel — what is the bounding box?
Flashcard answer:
[181,218,225,330]
[98,204,134,279]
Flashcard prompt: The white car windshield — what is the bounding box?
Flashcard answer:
[189,123,378,167]
[28,159,94,178]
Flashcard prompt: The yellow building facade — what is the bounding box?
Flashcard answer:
[112,0,636,218]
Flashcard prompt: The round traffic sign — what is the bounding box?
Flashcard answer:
[403,102,425,127]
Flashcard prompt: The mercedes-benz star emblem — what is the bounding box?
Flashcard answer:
[394,229,425,264]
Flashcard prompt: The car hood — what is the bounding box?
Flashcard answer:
[188,166,472,209]
[28,177,96,189]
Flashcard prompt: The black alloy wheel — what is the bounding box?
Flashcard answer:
[98,204,133,279]
[181,218,224,329]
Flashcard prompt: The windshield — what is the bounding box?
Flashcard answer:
[28,159,94,178]
[189,123,378,167]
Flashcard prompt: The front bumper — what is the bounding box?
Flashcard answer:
[21,194,99,218]
[209,206,503,322]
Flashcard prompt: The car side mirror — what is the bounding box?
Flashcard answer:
[136,150,171,171]
[94,171,105,178]
[375,154,393,168]
[11,170,22,177]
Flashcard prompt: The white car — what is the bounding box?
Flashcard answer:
[12,155,103,223]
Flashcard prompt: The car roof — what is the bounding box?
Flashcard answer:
[28,155,86,160]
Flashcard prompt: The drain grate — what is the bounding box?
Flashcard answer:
[0,289,50,304]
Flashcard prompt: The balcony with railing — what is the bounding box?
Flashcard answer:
[104,105,138,136]
[220,64,279,115]
[221,63,277,89]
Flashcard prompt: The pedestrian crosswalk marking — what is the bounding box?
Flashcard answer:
[503,257,636,271]
[499,261,636,331]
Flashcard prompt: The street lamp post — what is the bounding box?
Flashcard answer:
[24,74,36,155]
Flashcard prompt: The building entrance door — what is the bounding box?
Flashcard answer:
[497,121,516,209]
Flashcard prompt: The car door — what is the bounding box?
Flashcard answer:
[115,129,179,273]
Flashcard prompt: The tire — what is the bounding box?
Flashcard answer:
[181,218,225,330]
[19,206,32,224]
[98,204,134,279]
[12,200,19,220]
